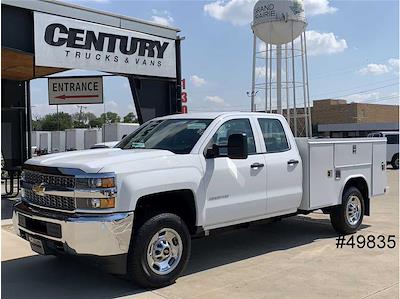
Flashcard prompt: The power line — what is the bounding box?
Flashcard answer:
[330,83,398,99]
[311,78,398,98]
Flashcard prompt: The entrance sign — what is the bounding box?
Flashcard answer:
[48,76,103,105]
[34,12,177,78]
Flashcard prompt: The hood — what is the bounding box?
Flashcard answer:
[26,148,175,173]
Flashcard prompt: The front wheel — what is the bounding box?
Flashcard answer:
[127,213,191,288]
[330,186,364,234]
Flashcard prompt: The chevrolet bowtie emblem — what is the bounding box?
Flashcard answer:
[32,183,46,196]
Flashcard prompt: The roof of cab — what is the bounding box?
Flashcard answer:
[154,112,283,120]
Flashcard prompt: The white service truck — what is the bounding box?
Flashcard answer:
[13,112,387,288]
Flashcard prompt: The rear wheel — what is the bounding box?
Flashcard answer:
[127,213,191,288]
[330,186,364,234]
[391,154,399,169]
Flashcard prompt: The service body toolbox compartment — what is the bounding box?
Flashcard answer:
[296,138,387,211]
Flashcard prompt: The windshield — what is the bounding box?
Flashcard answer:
[117,119,213,154]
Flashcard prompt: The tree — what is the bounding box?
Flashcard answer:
[100,112,120,124]
[40,112,73,131]
[89,117,104,128]
[123,112,138,123]
[71,111,97,128]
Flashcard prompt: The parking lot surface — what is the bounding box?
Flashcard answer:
[2,170,399,299]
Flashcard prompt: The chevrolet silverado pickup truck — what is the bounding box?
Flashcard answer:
[13,112,387,288]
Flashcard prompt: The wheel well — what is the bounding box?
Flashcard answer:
[343,177,370,216]
[134,189,197,234]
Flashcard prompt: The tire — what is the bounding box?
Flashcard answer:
[391,154,399,169]
[330,186,364,235]
[127,213,191,288]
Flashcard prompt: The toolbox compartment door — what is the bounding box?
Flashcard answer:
[372,142,387,196]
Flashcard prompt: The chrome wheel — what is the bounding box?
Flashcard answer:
[346,195,362,225]
[146,228,183,275]
[395,158,399,168]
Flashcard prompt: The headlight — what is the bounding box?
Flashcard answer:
[76,176,115,189]
[76,197,116,209]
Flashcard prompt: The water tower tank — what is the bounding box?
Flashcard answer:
[252,0,306,44]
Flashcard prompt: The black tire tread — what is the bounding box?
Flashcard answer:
[391,154,399,169]
[126,213,191,288]
[330,186,364,235]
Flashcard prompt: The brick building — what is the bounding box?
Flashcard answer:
[312,99,399,137]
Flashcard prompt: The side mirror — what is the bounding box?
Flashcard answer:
[228,133,248,159]
[205,144,219,159]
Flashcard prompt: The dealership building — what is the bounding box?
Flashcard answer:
[313,99,399,137]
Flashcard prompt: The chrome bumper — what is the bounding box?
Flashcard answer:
[12,202,133,256]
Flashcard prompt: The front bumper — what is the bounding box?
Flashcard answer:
[12,202,134,256]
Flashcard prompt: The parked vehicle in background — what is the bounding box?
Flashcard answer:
[368,131,399,169]
[13,112,387,288]
[91,141,119,149]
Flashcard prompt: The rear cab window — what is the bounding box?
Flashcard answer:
[257,118,290,153]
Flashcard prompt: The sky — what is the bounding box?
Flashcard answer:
[30,0,400,119]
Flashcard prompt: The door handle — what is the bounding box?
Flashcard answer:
[287,159,299,165]
[251,162,264,169]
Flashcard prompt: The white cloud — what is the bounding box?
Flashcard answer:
[344,92,380,103]
[304,30,347,56]
[255,66,278,80]
[204,0,337,26]
[205,95,226,106]
[358,64,390,76]
[190,75,207,87]
[357,58,400,76]
[388,58,400,73]
[204,0,253,26]
[304,0,337,16]
[151,9,174,26]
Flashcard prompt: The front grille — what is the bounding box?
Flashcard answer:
[24,170,75,188]
[24,189,76,211]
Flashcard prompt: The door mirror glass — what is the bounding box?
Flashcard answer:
[228,133,248,159]
[205,144,219,159]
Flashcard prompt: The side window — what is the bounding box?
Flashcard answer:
[258,118,289,153]
[387,134,399,145]
[209,119,256,155]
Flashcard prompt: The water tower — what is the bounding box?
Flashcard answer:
[250,0,312,137]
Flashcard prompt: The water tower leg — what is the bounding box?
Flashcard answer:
[285,43,290,124]
[265,42,268,113]
[251,33,256,112]
[291,22,297,137]
[276,44,282,114]
[300,33,309,137]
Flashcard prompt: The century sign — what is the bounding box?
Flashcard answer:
[48,76,103,105]
[34,12,176,78]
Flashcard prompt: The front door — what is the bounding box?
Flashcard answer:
[202,118,267,228]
